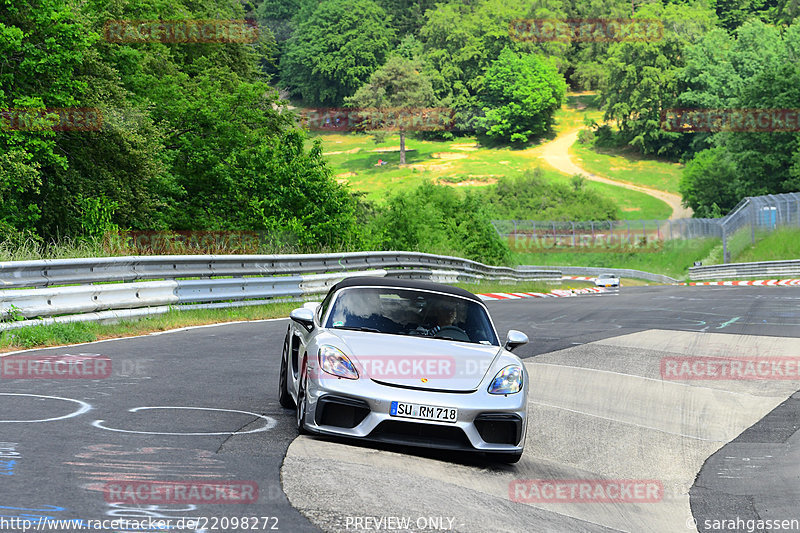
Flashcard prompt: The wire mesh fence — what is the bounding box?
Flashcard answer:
[492,192,800,262]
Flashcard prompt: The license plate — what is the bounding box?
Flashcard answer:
[390,401,457,423]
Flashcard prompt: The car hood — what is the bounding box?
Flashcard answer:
[327,330,502,392]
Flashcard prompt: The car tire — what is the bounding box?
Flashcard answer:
[492,452,522,464]
[296,359,309,435]
[278,329,295,409]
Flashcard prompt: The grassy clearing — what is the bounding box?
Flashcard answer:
[570,141,684,194]
[314,132,674,219]
[732,228,800,263]
[511,238,721,280]
[0,279,588,352]
[312,94,672,220]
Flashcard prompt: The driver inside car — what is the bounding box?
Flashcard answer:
[417,304,459,336]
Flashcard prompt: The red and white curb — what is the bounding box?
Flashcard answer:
[477,287,607,301]
[562,275,596,281]
[686,279,800,286]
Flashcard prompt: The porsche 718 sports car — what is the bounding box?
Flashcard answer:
[594,273,620,287]
[278,277,529,463]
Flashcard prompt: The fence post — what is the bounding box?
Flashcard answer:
[571,222,575,247]
[722,224,729,263]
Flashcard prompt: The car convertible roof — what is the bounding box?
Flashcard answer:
[328,276,483,303]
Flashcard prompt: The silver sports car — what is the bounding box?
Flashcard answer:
[278,276,529,463]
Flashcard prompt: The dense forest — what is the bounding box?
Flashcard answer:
[1,0,798,263]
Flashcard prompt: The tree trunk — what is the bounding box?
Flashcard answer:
[399,132,406,165]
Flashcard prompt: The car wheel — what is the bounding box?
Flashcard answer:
[491,452,522,464]
[278,329,295,409]
[296,359,308,435]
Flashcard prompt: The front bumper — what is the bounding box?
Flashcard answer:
[303,373,528,453]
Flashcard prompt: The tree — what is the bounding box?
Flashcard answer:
[601,2,718,157]
[564,0,631,90]
[419,0,567,132]
[280,0,395,105]
[679,147,739,217]
[677,19,800,215]
[368,181,511,265]
[345,56,436,164]
[476,48,566,144]
[375,0,437,38]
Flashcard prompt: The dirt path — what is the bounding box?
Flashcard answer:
[540,128,692,220]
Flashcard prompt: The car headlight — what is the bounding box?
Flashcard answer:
[318,345,358,380]
[488,365,523,395]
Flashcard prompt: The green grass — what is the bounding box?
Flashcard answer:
[0,302,299,352]
[553,93,604,131]
[570,141,684,194]
[510,238,721,280]
[582,180,673,220]
[732,228,800,263]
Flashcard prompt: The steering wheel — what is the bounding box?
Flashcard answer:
[433,325,470,342]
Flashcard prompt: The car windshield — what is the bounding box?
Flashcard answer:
[325,287,499,346]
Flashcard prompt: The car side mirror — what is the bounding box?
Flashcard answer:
[290,308,315,332]
[505,330,528,352]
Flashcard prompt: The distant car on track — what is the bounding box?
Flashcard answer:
[594,273,620,287]
[278,276,529,463]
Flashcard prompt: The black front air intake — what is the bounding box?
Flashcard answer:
[474,413,523,445]
[315,396,370,429]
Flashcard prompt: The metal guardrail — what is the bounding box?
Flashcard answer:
[521,265,678,284]
[0,251,558,289]
[688,260,800,281]
[0,253,562,330]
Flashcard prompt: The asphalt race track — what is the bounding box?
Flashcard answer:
[1,285,799,533]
